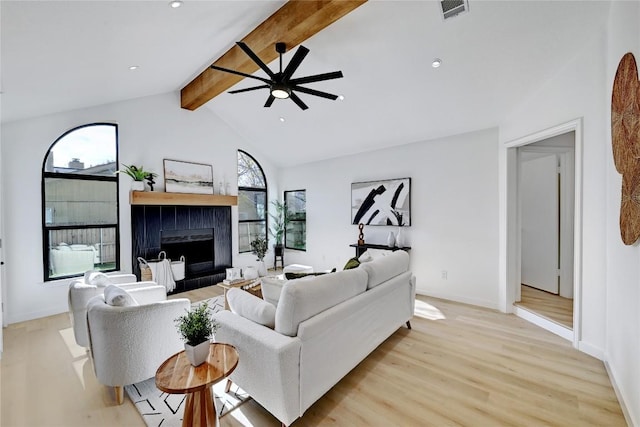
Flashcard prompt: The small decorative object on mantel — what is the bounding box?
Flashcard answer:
[164,159,214,195]
[387,231,396,248]
[357,223,365,245]
[612,52,640,245]
[174,301,219,367]
[116,164,157,192]
[396,227,405,247]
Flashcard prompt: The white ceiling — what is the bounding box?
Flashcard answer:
[1,1,610,167]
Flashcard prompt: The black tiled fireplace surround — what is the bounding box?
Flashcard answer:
[131,205,231,294]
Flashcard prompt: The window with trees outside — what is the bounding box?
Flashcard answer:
[42,123,120,281]
[285,190,306,251]
[238,150,267,253]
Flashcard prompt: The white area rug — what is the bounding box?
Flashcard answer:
[125,296,247,427]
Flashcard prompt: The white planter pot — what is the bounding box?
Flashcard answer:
[131,180,145,191]
[184,341,210,366]
[257,260,267,277]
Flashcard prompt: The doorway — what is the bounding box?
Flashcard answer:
[503,120,582,344]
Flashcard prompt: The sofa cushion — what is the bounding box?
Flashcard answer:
[103,285,138,307]
[261,276,287,307]
[228,288,276,328]
[275,268,368,337]
[359,250,410,290]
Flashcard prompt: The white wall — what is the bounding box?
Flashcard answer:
[279,128,501,309]
[499,27,608,356]
[605,1,640,425]
[0,92,278,324]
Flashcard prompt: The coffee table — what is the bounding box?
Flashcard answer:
[155,343,239,427]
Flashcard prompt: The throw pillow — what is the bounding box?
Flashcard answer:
[227,288,276,328]
[85,271,112,287]
[103,285,138,307]
[261,276,287,307]
[343,257,360,270]
[358,250,373,263]
[285,268,337,280]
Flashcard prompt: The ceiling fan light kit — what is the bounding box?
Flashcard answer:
[210,41,343,110]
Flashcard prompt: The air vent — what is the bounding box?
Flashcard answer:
[441,0,469,20]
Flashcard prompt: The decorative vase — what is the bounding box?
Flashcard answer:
[184,340,210,367]
[243,266,258,280]
[257,260,267,277]
[396,227,404,247]
[387,231,396,247]
[219,181,226,196]
[131,180,145,191]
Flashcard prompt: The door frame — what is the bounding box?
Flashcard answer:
[500,118,582,348]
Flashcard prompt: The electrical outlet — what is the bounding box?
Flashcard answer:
[441,270,448,280]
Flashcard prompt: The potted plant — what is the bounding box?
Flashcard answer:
[115,164,158,191]
[174,301,219,366]
[250,236,268,276]
[269,200,290,257]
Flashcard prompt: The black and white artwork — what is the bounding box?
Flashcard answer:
[351,178,411,226]
[164,159,214,194]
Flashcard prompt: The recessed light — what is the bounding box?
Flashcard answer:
[128,65,139,71]
[338,94,345,101]
[169,0,183,8]
[279,117,285,123]
[432,58,442,68]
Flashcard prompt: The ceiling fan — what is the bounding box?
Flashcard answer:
[210,41,343,111]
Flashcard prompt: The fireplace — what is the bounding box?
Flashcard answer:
[161,228,214,278]
[131,205,232,293]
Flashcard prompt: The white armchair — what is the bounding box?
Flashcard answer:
[86,285,191,404]
[68,272,157,348]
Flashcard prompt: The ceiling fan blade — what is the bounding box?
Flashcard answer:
[289,92,309,111]
[292,85,338,100]
[289,71,343,85]
[236,41,276,79]
[281,45,310,81]
[228,84,270,94]
[264,94,275,107]
[210,65,272,84]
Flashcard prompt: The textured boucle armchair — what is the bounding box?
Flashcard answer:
[86,285,190,404]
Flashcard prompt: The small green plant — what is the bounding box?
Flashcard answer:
[174,301,219,346]
[116,164,157,182]
[251,236,268,261]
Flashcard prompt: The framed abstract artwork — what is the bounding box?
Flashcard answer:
[351,178,411,226]
[163,159,214,194]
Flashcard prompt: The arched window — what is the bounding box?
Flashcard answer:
[237,150,267,253]
[42,123,119,281]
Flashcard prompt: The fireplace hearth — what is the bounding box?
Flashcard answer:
[132,205,231,293]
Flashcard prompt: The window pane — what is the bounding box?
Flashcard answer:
[44,178,117,226]
[44,124,117,176]
[48,227,117,278]
[238,151,266,188]
[239,221,266,253]
[285,221,306,250]
[285,190,306,220]
[238,190,266,221]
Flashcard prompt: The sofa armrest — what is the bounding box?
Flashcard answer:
[213,310,301,426]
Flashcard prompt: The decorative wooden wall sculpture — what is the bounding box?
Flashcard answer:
[612,52,640,245]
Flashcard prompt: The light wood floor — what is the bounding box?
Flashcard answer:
[1,288,625,426]
[516,284,574,329]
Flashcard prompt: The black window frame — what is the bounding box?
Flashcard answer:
[42,123,120,281]
[237,150,268,253]
[284,189,306,251]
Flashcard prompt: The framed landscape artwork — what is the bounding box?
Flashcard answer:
[351,178,411,226]
[163,159,214,194]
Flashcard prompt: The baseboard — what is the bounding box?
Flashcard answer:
[513,305,574,341]
[578,340,604,361]
[605,359,637,427]
[6,305,68,325]
[416,289,500,311]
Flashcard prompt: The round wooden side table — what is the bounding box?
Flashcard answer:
[155,343,239,427]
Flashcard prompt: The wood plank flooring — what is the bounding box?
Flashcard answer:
[1,288,624,426]
[516,284,574,329]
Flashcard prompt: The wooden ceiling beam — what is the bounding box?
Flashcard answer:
[180,0,367,111]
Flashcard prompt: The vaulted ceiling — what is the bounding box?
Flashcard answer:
[1,1,610,167]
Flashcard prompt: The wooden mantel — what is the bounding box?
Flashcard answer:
[129,191,237,207]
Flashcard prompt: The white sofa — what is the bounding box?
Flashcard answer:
[213,250,415,426]
[68,272,158,347]
[87,285,191,404]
